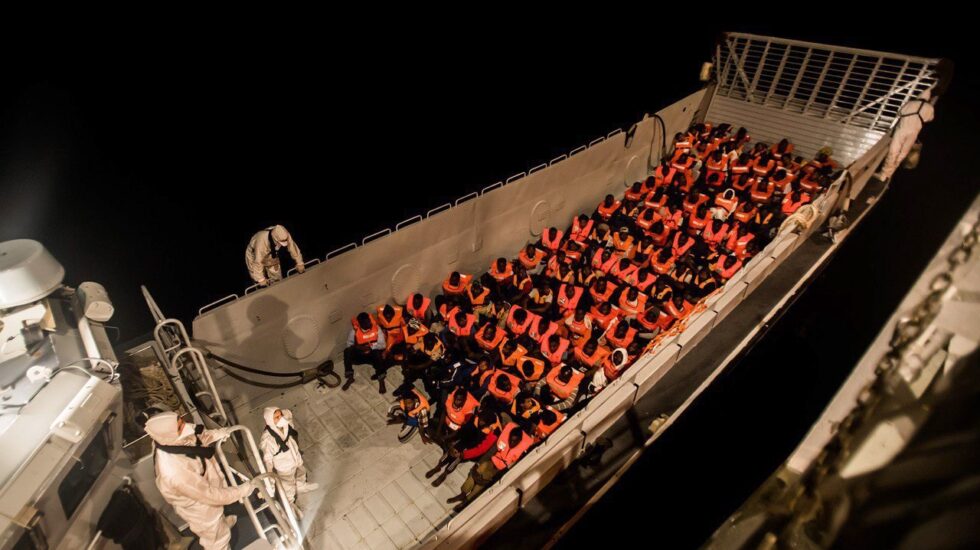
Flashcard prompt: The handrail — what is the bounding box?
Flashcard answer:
[213,426,303,549]
[362,228,392,246]
[505,172,526,185]
[286,258,321,277]
[607,128,624,139]
[589,136,606,147]
[326,242,358,259]
[427,203,452,218]
[481,182,503,195]
[172,347,229,426]
[549,154,568,165]
[198,294,239,316]
[396,215,424,230]
[528,163,548,174]
[244,283,261,295]
[569,145,587,156]
[455,192,479,206]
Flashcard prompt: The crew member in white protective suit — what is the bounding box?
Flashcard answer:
[875,89,936,181]
[144,412,264,550]
[259,407,319,503]
[245,225,304,286]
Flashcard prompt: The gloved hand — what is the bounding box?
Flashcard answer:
[210,427,234,443]
[296,264,306,274]
[258,279,269,287]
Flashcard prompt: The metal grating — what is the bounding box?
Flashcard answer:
[708,33,942,165]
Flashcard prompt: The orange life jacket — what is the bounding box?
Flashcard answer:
[714,255,743,279]
[565,315,592,341]
[351,315,379,346]
[498,342,528,368]
[604,319,637,349]
[732,173,753,192]
[486,370,521,404]
[702,221,730,248]
[556,284,584,312]
[377,307,405,349]
[683,193,708,214]
[715,188,738,213]
[688,209,710,232]
[402,323,429,346]
[651,253,675,275]
[519,247,546,269]
[770,142,794,159]
[618,292,648,317]
[467,286,491,308]
[447,308,476,337]
[752,158,775,177]
[645,190,669,210]
[672,233,695,258]
[653,164,675,187]
[772,172,795,193]
[734,204,757,224]
[570,217,594,243]
[612,233,634,256]
[648,224,671,246]
[475,324,506,351]
[782,193,811,215]
[596,199,622,221]
[489,261,514,283]
[444,391,479,430]
[492,423,533,470]
[574,342,610,368]
[624,185,646,202]
[590,305,620,331]
[658,207,683,230]
[750,179,774,203]
[527,316,558,344]
[405,295,431,320]
[540,337,570,365]
[517,356,546,382]
[671,155,694,173]
[726,230,755,260]
[609,260,638,283]
[799,174,822,194]
[636,211,657,232]
[534,407,566,441]
[541,229,564,252]
[442,273,472,295]
[602,354,627,381]
[400,389,430,419]
[545,367,584,400]
[506,307,535,336]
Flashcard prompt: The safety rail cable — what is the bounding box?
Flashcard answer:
[212,425,304,549]
[712,33,941,134]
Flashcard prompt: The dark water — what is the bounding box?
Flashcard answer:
[1,26,976,549]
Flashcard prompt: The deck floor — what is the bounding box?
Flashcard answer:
[232,364,454,550]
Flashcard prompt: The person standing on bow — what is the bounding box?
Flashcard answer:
[260,407,320,504]
[245,225,305,286]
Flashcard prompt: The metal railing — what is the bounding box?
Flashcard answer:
[195,116,644,317]
[151,316,229,426]
[714,32,941,134]
[213,425,304,549]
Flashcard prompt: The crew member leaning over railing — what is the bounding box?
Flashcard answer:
[335,119,839,512]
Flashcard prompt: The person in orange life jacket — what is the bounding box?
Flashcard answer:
[671,260,696,287]
[612,226,636,259]
[749,175,776,204]
[487,257,514,290]
[590,301,619,333]
[564,308,593,343]
[482,370,521,408]
[672,230,696,259]
[667,164,695,194]
[401,317,429,348]
[647,220,671,247]
[592,223,613,247]
[602,317,638,351]
[586,347,629,396]
[657,204,685,232]
[705,149,729,180]
[465,279,495,322]
[609,257,638,284]
[435,409,502,492]
[729,152,753,189]
[526,280,554,316]
[386,387,431,443]
[799,165,829,194]
[733,200,758,224]
[624,180,647,202]
[400,331,446,395]
[635,206,657,233]
[652,277,675,304]
[576,264,598,289]
[466,356,495,397]
[344,312,389,393]
[666,292,696,320]
[535,364,584,411]
[405,292,433,325]
[505,305,534,340]
[651,247,676,276]
[538,226,564,256]
[591,247,617,274]
[448,423,532,511]
[519,243,547,274]
[688,204,712,235]
[702,218,731,250]
[809,148,839,171]
[532,407,565,443]
[753,204,780,236]
[517,354,547,385]
[771,168,795,195]
[781,189,811,215]
[618,286,648,319]
[691,266,720,297]
[725,223,756,260]
[769,138,794,160]
[377,304,406,350]
[526,314,559,346]
[627,266,657,294]
[645,186,670,211]
[442,271,472,308]
[555,283,584,316]
[540,333,571,367]
[632,236,657,267]
[637,304,671,340]
[713,253,743,280]
[589,276,616,304]
[508,263,534,303]
[671,151,695,173]
[573,336,612,371]
[595,194,622,223]
[552,262,576,287]
[671,133,692,159]
[425,391,486,482]
[474,322,506,352]
[545,249,568,278]
[568,214,595,244]
[563,240,587,265]
[682,190,709,215]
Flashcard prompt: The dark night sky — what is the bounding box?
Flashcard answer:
[1,20,977,549]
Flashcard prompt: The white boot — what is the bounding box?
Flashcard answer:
[296,482,320,494]
[224,515,238,528]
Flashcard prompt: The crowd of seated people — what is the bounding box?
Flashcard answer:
[343,121,840,512]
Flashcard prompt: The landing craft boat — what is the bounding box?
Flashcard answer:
[0,33,944,550]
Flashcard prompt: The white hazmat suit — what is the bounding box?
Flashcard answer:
[877,89,935,181]
[145,413,254,550]
[245,225,304,286]
[259,407,318,502]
